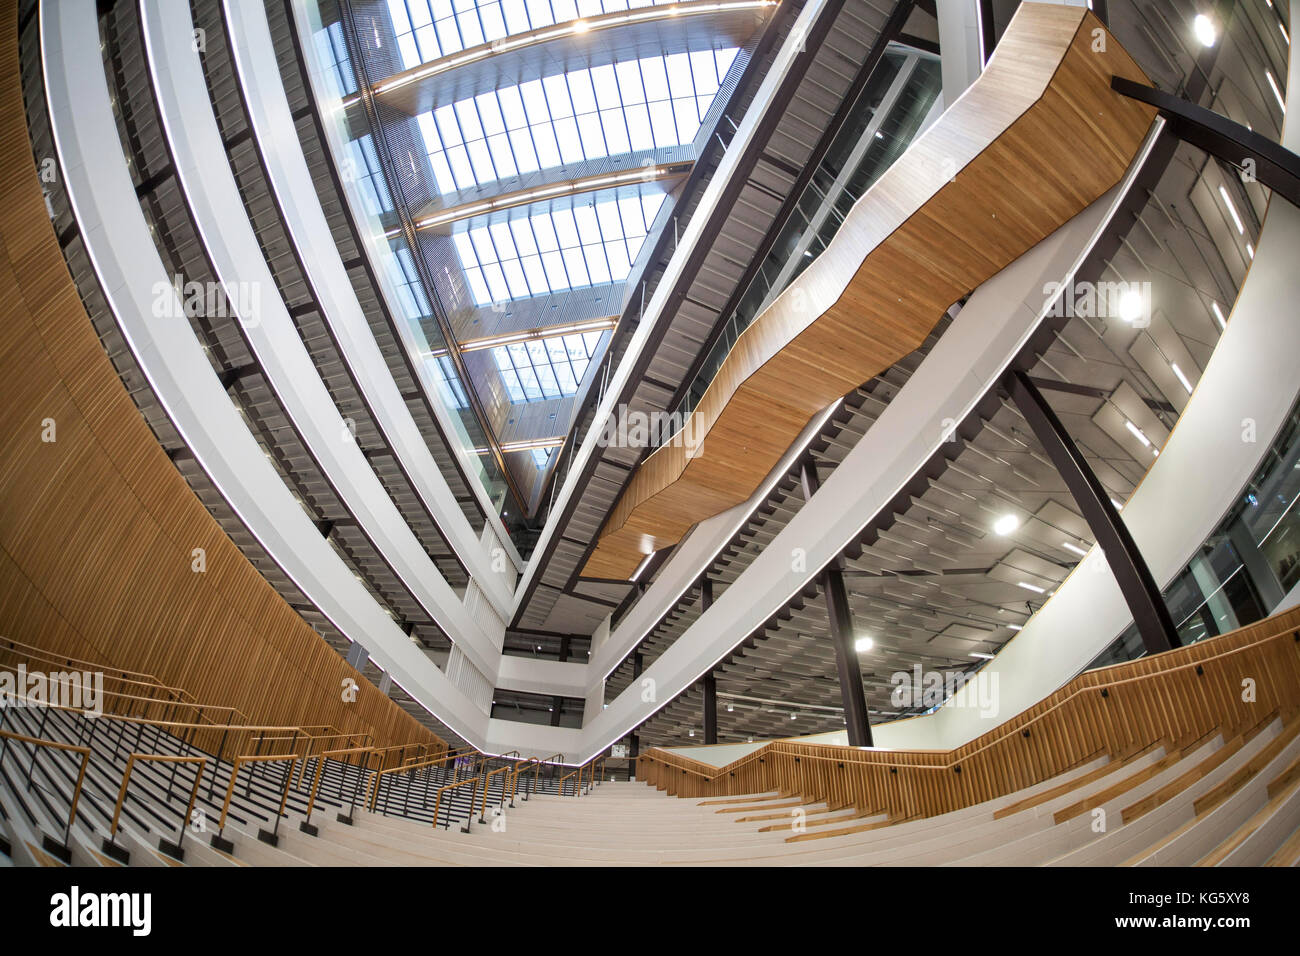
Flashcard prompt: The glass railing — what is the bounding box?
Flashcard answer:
[658,45,942,435]
[295,0,514,522]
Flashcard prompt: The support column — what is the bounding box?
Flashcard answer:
[702,672,717,745]
[1111,77,1300,211]
[799,457,873,747]
[345,641,367,670]
[1005,370,1178,654]
[700,576,718,744]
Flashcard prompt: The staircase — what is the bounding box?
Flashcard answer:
[0,700,593,867]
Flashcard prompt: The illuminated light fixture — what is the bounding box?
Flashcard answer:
[1017,582,1046,594]
[1279,20,1290,45]
[855,636,874,653]
[474,437,565,456]
[1118,288,1145,323]
[1246,242,1255,260]
[790,713,798,720]
[727,704,734,712]
[1193,13,1217,47]
[1007,624,1024,632]
[1061,541,1088,557]
[1211,301,1227,329]
[1124,419,1152,448]
[688,729,695,737]
[970,651,995,659]
[1110,497,1123,509]
[395,164,685,235]
[456,318,617,353]
[1218,185,1245,233]
[1171,362,1194,394]
[1266,71,1286,113]
[629,552,655,582]
[993,513,1020,536]
[370,2,778,98]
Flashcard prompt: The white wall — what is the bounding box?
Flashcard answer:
[877,21,1300,750]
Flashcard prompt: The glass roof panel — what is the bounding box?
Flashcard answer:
[491,328,604,404]
[414,50,738,194]
[387,0,681,70]
[455,186,667,305]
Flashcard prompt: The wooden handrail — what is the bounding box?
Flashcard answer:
[479,765,510,821]
[0,727,91,841]
[431,776,481,830]
[217,752,301,835]
[0,636,174,687]
[110,753,206,843]
[638,607,1300,820]
[366,750,460,811]
[303,746,378,822]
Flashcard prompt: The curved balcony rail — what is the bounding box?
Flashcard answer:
[584,4,1159,579]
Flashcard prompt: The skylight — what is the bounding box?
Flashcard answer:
[387,0,680,70]
[415,49,739,194]
[493,330,604,402]
[452,187,667,304]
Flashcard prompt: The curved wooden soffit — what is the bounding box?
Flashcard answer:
[0,0,437,751]
[583,4,1158,580]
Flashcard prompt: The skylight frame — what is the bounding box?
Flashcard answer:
[491,328,606,403]
[415,48,738,195]
[386,0,681,71]
[451,183,668,306]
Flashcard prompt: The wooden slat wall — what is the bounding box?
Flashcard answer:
[585,4,1158,578]
[0,0,439,753]
[637,606,1300,818]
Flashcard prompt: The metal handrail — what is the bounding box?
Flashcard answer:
[109,753,206,855]
[216,752,300,839]
[432,776,481,832]
[0,726,90,847]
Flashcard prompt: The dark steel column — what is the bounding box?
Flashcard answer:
[799,457,873,747]
[702,673,718,745]
[1005,370,1178,654]
[700,577,718,744]
[1111,77,1300,211]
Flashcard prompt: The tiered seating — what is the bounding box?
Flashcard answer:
[0,642,584,867]
[5,613,1299,867]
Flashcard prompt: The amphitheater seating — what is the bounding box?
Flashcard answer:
[3,608,1299,866]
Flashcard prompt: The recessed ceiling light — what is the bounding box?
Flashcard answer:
[1017,582,1046,594]
[1061,541,1088,557]
[1007,624,1024,632]
[1266,71,1286,113]
[970,651,995,659]
[855,636,874,653]
[1193,13,1217,47]
[1171,363,1194,394]
[993,514,1020,536]
[1125,420,1152,448]
[1211,302,1227,330]
[1218,185,1245,234]
[1118,289,1145,322]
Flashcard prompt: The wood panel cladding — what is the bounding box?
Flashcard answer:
[0,2,439,753]
[637,606,1300,818]
[584,4,1158,579]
